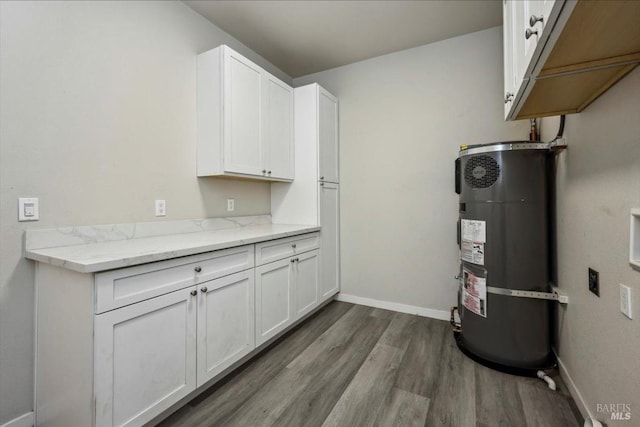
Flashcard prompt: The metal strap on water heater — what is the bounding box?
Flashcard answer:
[486,286,568,304]
[458,140,567,157]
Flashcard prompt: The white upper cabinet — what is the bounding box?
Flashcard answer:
[503,0,570,120]
[524,0,555,60]
[318,87,339,183]
[504,0,640,120]
[502,0,516,116]
[224,49,263,175]
[503,0,538,119]
[264,75,294,180]
[511,0,529,91]
[197,45,294,181]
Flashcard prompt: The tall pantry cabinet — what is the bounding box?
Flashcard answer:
[272,83,340,302]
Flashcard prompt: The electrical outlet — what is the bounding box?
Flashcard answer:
[588,268,599,297]
[227,198,235,212]
[155,200,166,217]
[620,284,633,319]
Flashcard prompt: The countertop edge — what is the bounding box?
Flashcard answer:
[26,225,321,274]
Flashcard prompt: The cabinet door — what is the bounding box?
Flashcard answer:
[197,270,255,387]
[95,288,197,427]
[319,182,340,300]
[524,1,555,67]
[523,1,542,70]
[318,87,339,183]
[511,0,529,97]
[223,48,263,176]
[255,258,294,346]
[539,0,556,28]
[503,0,516,118]
[264,75,294,180]
[295,250,320,319]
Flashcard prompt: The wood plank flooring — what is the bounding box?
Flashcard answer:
[157,302,581,427]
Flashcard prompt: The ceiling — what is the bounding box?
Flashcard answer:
[184,1,503,78]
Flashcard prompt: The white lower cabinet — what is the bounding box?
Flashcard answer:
[35,233,322,427]
[95,288,198,427]
[255,249,321,345]
[95,270,254,427]
[319,182,340,301]
[197,270,255,386]
[295,249,320,318]
[255,257,295,345]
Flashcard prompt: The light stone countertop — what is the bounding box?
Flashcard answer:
[25,216,319,273]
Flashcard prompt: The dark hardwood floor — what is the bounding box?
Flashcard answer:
[158,301,581,427]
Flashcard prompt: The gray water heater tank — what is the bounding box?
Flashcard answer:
[455,141,554,372]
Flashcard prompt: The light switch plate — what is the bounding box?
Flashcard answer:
[18,197,39,221]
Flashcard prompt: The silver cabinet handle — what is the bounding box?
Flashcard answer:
[268,170,272,175]
[194,266,202,273]
[320,176,324,180]
[504,92,514,104]
[190,290,197,296]
[201,287,208,293]
[529,14,543,27]
[262,169,267,174]
[320,182,325,186]
[291,258,295,263]
[295,257,299,262]
[525,28,538,39]
[292,243,297,248]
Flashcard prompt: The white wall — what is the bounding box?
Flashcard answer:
[541,68,640,425]
[0,1,290,423]
[294,27,528,314]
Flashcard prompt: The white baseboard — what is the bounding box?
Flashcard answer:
[554,350,592,422]
[0,412,34,427]
[335,293,450,321]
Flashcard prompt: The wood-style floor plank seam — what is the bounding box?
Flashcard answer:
[158,301,581,427]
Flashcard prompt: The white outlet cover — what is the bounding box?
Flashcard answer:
[155,200,166,217]
[19,197,39,221]
[227,198,235,212]
[620,284,633,319]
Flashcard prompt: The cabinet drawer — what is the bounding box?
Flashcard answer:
[255,233,320,266]
[95,245,254,313]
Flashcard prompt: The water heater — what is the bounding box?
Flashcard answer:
[454,141,555,372]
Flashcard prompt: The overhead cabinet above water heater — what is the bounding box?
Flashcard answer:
[454,141,556,373]
[503,0,640,120]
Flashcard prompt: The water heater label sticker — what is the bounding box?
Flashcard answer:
[461,219,486,243]
[461,240,485,265]
[462,268,487,317]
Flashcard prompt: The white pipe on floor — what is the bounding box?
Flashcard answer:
[537,370,557,390]
[583,417,603,427]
